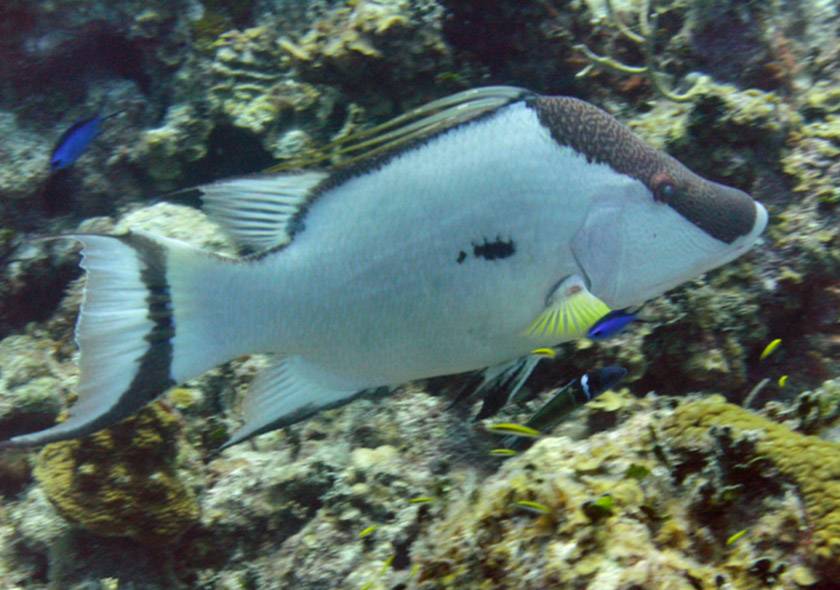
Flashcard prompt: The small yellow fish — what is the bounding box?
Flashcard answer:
[514,499,550,514]
[489,448,518,457]
[760,338,782,361]
[407,496,435,504]
[726,529,748,545]
[358,525,377,539]
[486,423,541,438]
[778,374,788,387]
[530,347,556,358]
[582,493,615,520]
[379,554,395,574]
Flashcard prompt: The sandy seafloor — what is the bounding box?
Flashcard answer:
[0,1,840,588]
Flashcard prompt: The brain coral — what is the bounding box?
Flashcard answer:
[34,401,199,544]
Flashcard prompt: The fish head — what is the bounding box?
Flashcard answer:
[569,145,766,310]
[531,96,766,311]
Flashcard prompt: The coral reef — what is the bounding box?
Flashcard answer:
[206,26,341,162]
[33,400,199,545]
[411,394,836,589]
[662,397,840,577]
[0,111,51,202]
[279,0,450,93]
[575,0,709,102]
[780,83,840,209]
[0,0,838,587]
[0,334,72,443]
[183,385,471,589]
[136,104,214,183]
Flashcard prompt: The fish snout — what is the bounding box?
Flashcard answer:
[724,188,767,255]
[720,183,767,244]
[751,199,768,240]
[663,179,764,245]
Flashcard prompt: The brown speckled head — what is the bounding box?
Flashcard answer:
[528,96,757,244]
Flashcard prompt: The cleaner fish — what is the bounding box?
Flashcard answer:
[2,87,767,449]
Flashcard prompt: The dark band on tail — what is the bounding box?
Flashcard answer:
[0,232,180,448]
[115,232,176,408]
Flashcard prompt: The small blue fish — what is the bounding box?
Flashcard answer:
[587,309,638,340]
[50,112,119,171]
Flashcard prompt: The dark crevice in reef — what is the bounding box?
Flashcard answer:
[0,409,59,448]
[440,0,580,94]
[0,23,159,111]
[203,0,257,31]
[181,125,277,191]
[689,2,781,93]
[0,251,81,340]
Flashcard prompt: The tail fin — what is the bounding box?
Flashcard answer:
[3,231,244,447]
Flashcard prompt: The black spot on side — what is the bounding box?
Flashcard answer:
[456,250,467,264]
[472,236,516,261]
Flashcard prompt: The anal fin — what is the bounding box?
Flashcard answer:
[221,356,362,449]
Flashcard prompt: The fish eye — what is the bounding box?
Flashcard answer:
[659,183,676,199]
[653,179,678,202]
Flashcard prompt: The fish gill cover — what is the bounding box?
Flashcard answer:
[0,0,838,588]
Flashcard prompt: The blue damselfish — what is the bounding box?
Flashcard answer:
[50,112,119,171]
[587,309,639,340]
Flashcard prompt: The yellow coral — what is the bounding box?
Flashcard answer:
[34,401,199,545]
[662,397,840,574]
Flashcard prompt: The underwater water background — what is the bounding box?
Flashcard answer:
[0,0,839,588]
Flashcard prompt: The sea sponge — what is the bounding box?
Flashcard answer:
[662,397,840,575]
[34,401,199,545]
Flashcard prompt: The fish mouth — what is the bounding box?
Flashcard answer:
[737,201,768,251]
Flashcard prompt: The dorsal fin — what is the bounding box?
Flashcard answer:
[198,87,533,252]
[198,171,327,252]
[265,86,534,172]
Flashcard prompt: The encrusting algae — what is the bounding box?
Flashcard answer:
[663,397,840,577]
[407,389,840,589]
[34,401,199,545]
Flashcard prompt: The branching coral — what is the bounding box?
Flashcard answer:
[575,0,707,102]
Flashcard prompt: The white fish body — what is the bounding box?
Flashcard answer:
[3,87,767,448]
[237,102,606,382]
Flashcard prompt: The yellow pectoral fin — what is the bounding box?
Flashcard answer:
[525,276,610,341]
